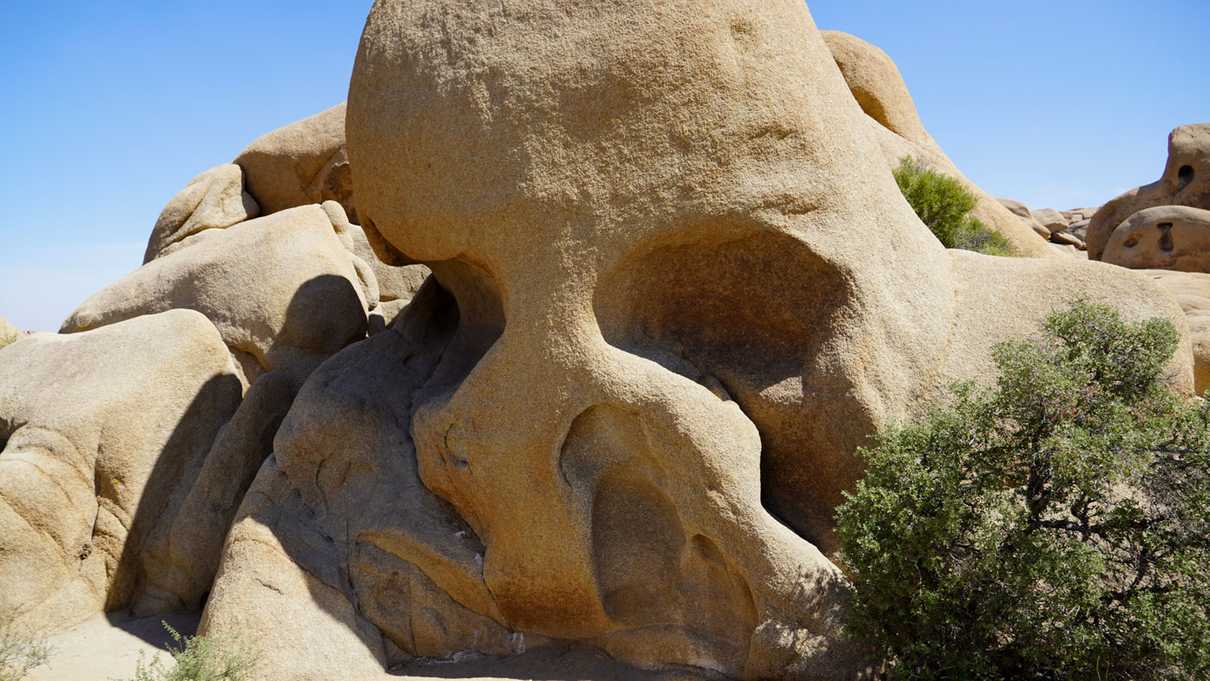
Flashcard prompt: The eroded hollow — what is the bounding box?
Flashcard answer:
[1158,222,1175,252]
[418,259,506,393]
[1178,164,1195,192]
[595,229,862,551]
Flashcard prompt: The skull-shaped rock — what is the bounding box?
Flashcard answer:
[208,1,1189,679]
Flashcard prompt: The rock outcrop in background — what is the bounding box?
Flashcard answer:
[0,2,1205,680]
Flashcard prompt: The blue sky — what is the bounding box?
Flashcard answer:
[1,1,1207,331]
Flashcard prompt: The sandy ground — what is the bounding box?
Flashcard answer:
[29,611,200,681]
[26,612,702,681]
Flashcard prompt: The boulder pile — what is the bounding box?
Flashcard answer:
[0,2,1203,680]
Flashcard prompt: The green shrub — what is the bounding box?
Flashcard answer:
[836,302,1210,680]
[127,624,256,681]
[0,622,50,681]
[893,157,1015,256]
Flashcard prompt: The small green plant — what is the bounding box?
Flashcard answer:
[127,624,256,681]
[0,621,50,681]
[893,157,1015,256]
[836,302,1210,680]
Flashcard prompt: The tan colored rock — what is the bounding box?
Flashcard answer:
[1088,124,1210,260]
[143,164,259,263]
[1051,231,1086,249]
[323,200,430,306]
[62,205,377,379]
[199,3,1194,680]
[823,31,1052,257]
[821,30,929,144]
[1031,207,1068,234]
[0,310,242,632]
[1146,270,1210,393]
[1103,205,1210,271]
[1067,217,1091,242]
[234,104,355,220]
[998,198,1052,238]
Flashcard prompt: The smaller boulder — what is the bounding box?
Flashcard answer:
[999,198,1052,238]
[234,104,355,221]
[1067,218,1092,242]
[1031,207,1069,234]
[1087,124,1210,259]
[1103,205,1210,272]
[144,165,259,263]
[1051,231,1086,249]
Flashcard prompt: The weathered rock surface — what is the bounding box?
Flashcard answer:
[1088,124,1210,260]
[143,164,259,263]
[1146,270,1210,393]
[823,31,1052,257]
[998,198,1052,238]
[1103,205,1210,272]
[1031,207,1068,234]
[62,205,377,381]
[234,104,355,221]
[197,3,1194,681]
[323,201,430,328]
[0,310,242,632]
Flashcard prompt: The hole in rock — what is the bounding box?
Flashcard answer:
[1158,222,1175,252]
[595,228,861,552]
[1178,165,1195,192]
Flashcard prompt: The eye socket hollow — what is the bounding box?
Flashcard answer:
[1178,165,1195,192]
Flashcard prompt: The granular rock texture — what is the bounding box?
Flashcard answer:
[196,2,1193,681]
[0,3,1202,681]
[1103,205,1210,272]
[234,104,356,221]
[143,164,259,263]
[1087,124,1210,260]
[62,204,378,381]
[0,311,242,632]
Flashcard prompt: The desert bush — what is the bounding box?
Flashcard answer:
[0,622,50,681]
[893,157,1014,256]
[126,624,256,681]
[836,302,1210,680]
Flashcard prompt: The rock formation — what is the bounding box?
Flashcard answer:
[1103,205,1210,272]
[234,104,356,222]
[0,311,242,632]
[143,164,259,263]
[0,2,1202,681]
[1087,124,1210,260]
[822,31,1053,257]
[64,203,379,384]
[197,2,1191,680]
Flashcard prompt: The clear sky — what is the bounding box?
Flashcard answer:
[1,1,1207,331]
